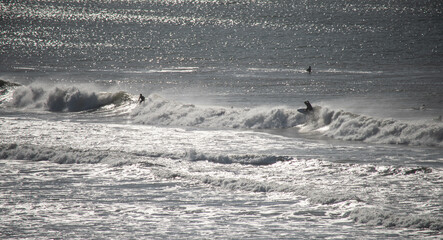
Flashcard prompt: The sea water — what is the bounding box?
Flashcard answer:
[1,0,442,239]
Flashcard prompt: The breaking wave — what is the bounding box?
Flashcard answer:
[185,149,292,165]
[4,84,131,112]
[3,85,442,147]
[0,79,20,105]
[0,143,290,166]
[0,143,116,164]
[348,208,443,231]
[131,94,307,129]
[132,94,443,147]
[303,107,443,147]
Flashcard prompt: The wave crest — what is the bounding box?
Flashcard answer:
[0,80,23,105]
[303,107,443,147]
[131,94,306,129]
[0,143,107,164]
[185,149,292,165]
[6,85,131,112]
[132,95,443,147]
[349,208,443,231]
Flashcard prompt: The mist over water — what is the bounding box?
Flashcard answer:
[1,0,442,239]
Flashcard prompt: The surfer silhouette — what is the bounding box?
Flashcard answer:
[306,66,312,74]
[304,101,313,111]
[138,94,145,104]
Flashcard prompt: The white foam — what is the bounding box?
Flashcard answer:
[307,107,443,147]
[131,94,307,129]
[349,208,443,231]
[6,85,131,112]
[185,149,292,165]
[131,94,443,147]
[0,143,115,164]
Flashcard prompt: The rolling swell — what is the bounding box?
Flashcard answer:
[305,107,443,147]
[0,143,110,164]
[4,85,131,112]
[348,208,443,231]
[0,143,288,166]
[131,94,307,129]
[132,94,443,147]
[185,149,292,165]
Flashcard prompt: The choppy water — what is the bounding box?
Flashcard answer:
[1,0,443,239]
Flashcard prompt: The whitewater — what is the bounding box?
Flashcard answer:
[1,0,443,239]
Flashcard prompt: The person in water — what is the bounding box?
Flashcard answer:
[306,66,312,74]
[138,94,145,104]
[304,101,313,111]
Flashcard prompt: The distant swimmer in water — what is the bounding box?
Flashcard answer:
[138,94,145,104]
[304,100,313,111]
[306,66,312,74]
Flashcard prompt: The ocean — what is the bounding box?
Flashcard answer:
[1,0,442,239]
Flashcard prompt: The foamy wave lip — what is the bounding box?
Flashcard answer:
[202,177,284,193]
[309,192,363,205]
[132,94,443,147]
[6,85,131,112]
[348,208,443,231]
[0,80,21,105]
[301,107,443,147]
[0,143,183,166]
[0,143,291,166]
[0,143,162,165]
[185,149,292,165]
[0,143,108,164]
[131,94,307,129]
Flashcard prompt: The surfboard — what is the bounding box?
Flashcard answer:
[297,108,311,114]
